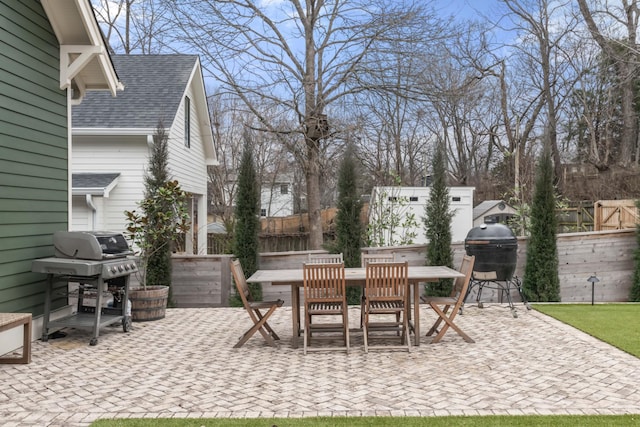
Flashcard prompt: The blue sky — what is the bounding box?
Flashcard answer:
[434,0,503,22]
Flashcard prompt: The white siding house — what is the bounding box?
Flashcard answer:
[369,186,475,245]
[260,181,294,217]
[72,55,216,254]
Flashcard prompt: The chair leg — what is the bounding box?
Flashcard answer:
[234,306,278,348]
[344,305,350,353]
[303,309,310,355]
[255,309,280,340]
[426,303,451,336]
[403,309,411,352]
[363,314,369,353]
[429,304,474,343]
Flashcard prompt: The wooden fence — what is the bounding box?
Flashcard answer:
[594,199,639,231]
[172,229,638,307]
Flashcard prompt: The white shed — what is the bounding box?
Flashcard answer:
[368,186,475,245]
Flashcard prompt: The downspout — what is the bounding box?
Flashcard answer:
[85,194,97,230]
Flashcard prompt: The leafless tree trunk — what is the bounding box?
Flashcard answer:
[577,0,640,166]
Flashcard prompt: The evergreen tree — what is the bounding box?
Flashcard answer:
[333,145,364,304]
[522,148,560,301]
[423,143,454,297]
[232,135,262,302]
[629,199,640,301]
[144,123,173,291]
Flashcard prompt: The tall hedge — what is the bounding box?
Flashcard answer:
[423,142,454,297]
[232,136,262,302]
[333,145,364,304]
[522,148,560,302]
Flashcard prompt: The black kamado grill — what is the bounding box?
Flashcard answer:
[464,223,531,317]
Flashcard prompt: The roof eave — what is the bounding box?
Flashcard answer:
[41,0,123,99]
[73,128,156,136]
[185,57,217,165]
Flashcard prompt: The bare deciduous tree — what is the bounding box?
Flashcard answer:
[577,0,640,166]
[165,0,441,249]
[91,0,171,54]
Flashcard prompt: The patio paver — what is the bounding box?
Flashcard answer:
[1,304,640,426]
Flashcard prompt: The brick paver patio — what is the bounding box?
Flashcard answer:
[2,304,640,426]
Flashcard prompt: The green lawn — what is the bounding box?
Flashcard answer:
[91,304,640,427]
[534,303,640,358]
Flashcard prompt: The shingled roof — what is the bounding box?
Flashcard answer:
[72,54,199,128]
[72,173,120,196]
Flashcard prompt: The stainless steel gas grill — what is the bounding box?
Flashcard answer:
[32,231,138,346]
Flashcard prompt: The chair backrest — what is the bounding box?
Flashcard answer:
[307,253,343,264]
[361,253,395,268]
[365,261,409,300]
[452,255,475,299]
[230,259,253,307]
[303,262,346,302]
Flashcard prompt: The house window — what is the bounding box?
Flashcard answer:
[260,208,266,217]
[184,96,191,148]
[280,184,289,195]
[451,196,461,202]
[409,196,418,202]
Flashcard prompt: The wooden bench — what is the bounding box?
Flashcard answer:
[0,313,32,364]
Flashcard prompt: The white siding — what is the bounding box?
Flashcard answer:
[261,183,294,217]
[370,186,475,245]
[168,83,208,196]
[71,195,91,230]
[72,135,148,235]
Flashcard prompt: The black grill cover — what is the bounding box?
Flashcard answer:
[464,223,517,281]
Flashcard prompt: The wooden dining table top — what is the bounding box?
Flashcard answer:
[247,265,463,284]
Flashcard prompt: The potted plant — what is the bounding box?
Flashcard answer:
[124,179,190,320]
[123,122,190,321]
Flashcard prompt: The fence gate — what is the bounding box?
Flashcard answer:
[594,199,639,231]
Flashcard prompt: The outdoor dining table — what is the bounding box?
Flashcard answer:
[246,265,464,348]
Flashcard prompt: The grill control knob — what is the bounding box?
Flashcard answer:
[118,265,124,272]
[111,266,118,274]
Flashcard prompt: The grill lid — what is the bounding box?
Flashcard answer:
[465,222,517,241]
[54,231,132,260]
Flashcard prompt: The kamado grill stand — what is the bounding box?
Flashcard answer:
[32,231,138,346]
[464,223,532,318]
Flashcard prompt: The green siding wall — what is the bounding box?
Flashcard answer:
[0,0,68,315]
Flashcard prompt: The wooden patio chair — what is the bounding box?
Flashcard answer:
[360,253,395,328]
[230,259,284,348]
[302,262,349,354]
[307,253,343,264]
[362,261,411,353]
[421,255,476,344]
